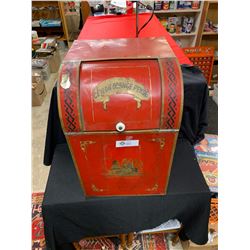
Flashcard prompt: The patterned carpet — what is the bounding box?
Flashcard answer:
[78,233,174,250]
[32,193,46,250]
[194,134,218,194]
[32,193,183,250]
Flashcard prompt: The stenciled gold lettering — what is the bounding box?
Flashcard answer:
[93,77,150,110]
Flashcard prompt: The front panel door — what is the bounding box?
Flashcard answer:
[67,132,177,196]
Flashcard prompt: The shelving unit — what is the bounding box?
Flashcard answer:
[197,0,218,85]
[202,31,218,36]
[154,9,201,14]
[171,32,197,37]
[32,1,69,44]
[86,1,206,48]
[153,1,205,47]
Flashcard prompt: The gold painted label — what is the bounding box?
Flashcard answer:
[107,159,143,176]
[93,77,150,110]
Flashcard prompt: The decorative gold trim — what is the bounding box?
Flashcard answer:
[93,77,150,110]
[175,58,184,130]
[146,184,159,191]
[65,135,87,196]
[91,184,104,192]
[90,69,95,122]
[147,65,153,121]
[80,140,96,152]
[65,129,179,136]
[57,64,66,133]
[90,65,150,69]
[163,59,183,194]
[158,59,165,128]
[150,138,166,150]
[107,159,143,176]
[164,132,179,194]
[75,61,84,131]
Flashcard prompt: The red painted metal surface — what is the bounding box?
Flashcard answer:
[67,132,178,196]
[77,13,192,65]
[58,37,183,197]
[80,59,161,131]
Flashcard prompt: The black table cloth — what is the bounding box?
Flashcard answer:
[43,65,208,166]
[42,138,211,250]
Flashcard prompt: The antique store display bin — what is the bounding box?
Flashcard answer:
[58,37,183,197]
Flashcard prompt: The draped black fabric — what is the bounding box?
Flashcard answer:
[43,65,208,166]
[179,65,208,144]
[42,139,211,250]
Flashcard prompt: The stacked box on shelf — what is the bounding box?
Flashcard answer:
[35,38,61,73]
[39,19,61,27]
[159,15,195,35]
[183,46,214,86]
[36,48,61,73]
[154,1,200,11]
[32,72,47,106]
[32,59,50,80]
[32,4,60,20]
[32,37,47,50]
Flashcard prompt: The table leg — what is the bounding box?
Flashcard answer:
[119,234,126,249]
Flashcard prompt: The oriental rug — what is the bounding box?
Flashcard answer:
[32,192,46,250]
[32,192,182,250]
[194,134,218,193]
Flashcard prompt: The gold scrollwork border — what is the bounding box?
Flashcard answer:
[150,138,166,150]
[91,184,104,192]
[146,184,159,191]
[80,140,96,152]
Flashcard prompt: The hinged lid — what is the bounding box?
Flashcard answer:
[63,37,176,62]
[58,37,183,133]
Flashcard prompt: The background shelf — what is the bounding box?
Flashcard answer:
[154,9,201,14]
[202,31,218,35]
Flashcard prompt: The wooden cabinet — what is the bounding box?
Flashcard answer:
[197,1,218,85]
[154,2,205,47]
[32,1,69,44]
[197,1,218,50]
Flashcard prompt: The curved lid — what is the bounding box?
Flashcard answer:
[63,37,176,62]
